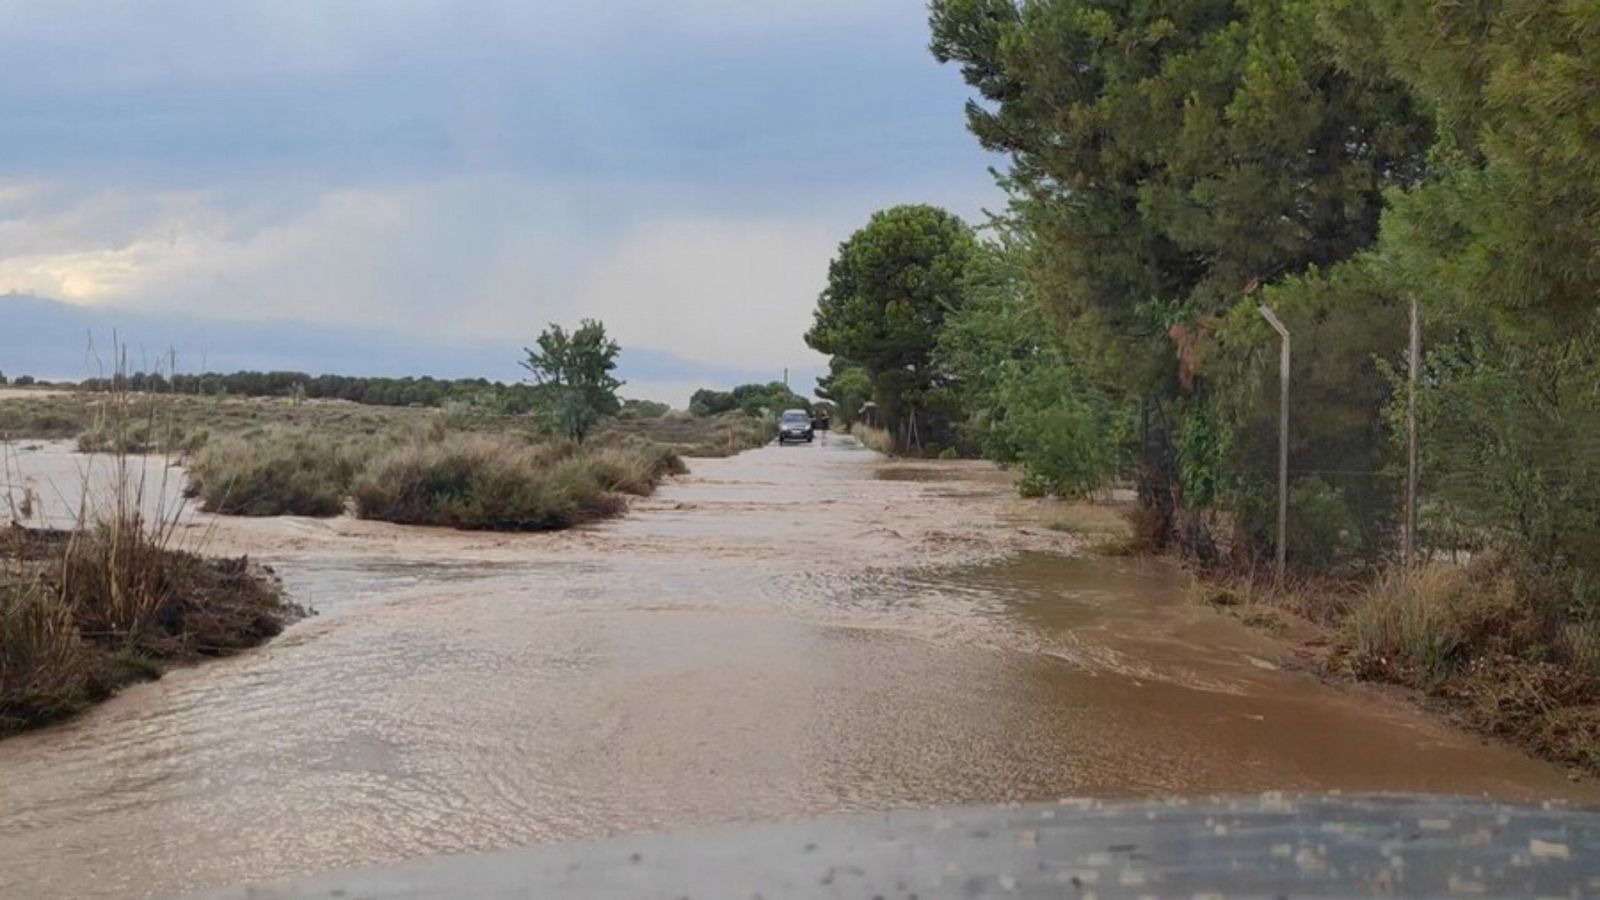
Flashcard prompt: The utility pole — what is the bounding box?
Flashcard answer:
[1258,305,1291,583]
[783,367,788,388]
[1404,297,1421,567]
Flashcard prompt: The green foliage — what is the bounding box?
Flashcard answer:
[689,383,808,418]
[1175,407,1228,510]
[1335,0,1600,584]
[730,382,809,417]
[806,205,977,448]
[933,235,1130,492]
[1200,260,1405,563]
[925,0,1600,772]
[1327,0,1600,336]
[520,320,623,442]
[1285,477,1366,570]
[998,354,1123,499]
[688,389,737,417]
[932,239,1043,461]
[1399,330,1600,576]
[931,0,1426,337]
[929,0,1431,560]
[814,359,872,426]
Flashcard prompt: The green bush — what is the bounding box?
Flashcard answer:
[999,357,1123,499]
[185,432,359,517]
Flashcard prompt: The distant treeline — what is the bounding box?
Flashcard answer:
[80,370,545,412]
[688,381,811,418]
[70,371,820,421]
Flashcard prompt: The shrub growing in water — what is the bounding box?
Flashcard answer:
[185,432,359,517]
[585,442,687,495]
[1,506,298,734]
[351,434,679,530]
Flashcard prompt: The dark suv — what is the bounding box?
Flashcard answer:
[777,409,814,444]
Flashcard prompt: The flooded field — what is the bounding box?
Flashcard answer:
[1,435,1593,898]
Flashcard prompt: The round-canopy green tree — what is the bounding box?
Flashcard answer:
[520,319,623,442]
[805,205,976,448]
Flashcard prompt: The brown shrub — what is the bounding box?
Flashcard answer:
[351,434,676,530]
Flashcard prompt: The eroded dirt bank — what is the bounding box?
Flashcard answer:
[0,435,1593,898]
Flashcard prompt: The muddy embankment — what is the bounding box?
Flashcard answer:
[0,434,1593,899]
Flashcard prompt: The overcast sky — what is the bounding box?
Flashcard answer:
[0,1,1000,402]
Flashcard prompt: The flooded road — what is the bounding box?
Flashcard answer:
[1,435,1594,898]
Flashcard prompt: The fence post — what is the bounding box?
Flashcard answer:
[1258,305,1291,583]
[1404,296,1421,567]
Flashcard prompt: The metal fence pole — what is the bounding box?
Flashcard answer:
[1258,305,1291,583]
[1404,297,1420,567]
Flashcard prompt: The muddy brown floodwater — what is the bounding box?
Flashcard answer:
[0,435,1594,897]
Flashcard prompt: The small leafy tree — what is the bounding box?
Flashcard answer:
[520,320,623,442]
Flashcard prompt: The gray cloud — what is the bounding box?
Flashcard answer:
[0,1,1001,380]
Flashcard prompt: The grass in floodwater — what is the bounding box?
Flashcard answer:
[351,433,686,530]
[2,380,301,736]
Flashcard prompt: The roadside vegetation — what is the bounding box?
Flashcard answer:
[787,3,1600,772]
[849,422,893,455]
[1197,557,1600,774]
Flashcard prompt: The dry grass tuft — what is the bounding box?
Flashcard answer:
[1044,501,1142,555]
[185,431,362,517]
[850,422,894,454]
[594,410,775,458]
[351,434,681,530]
